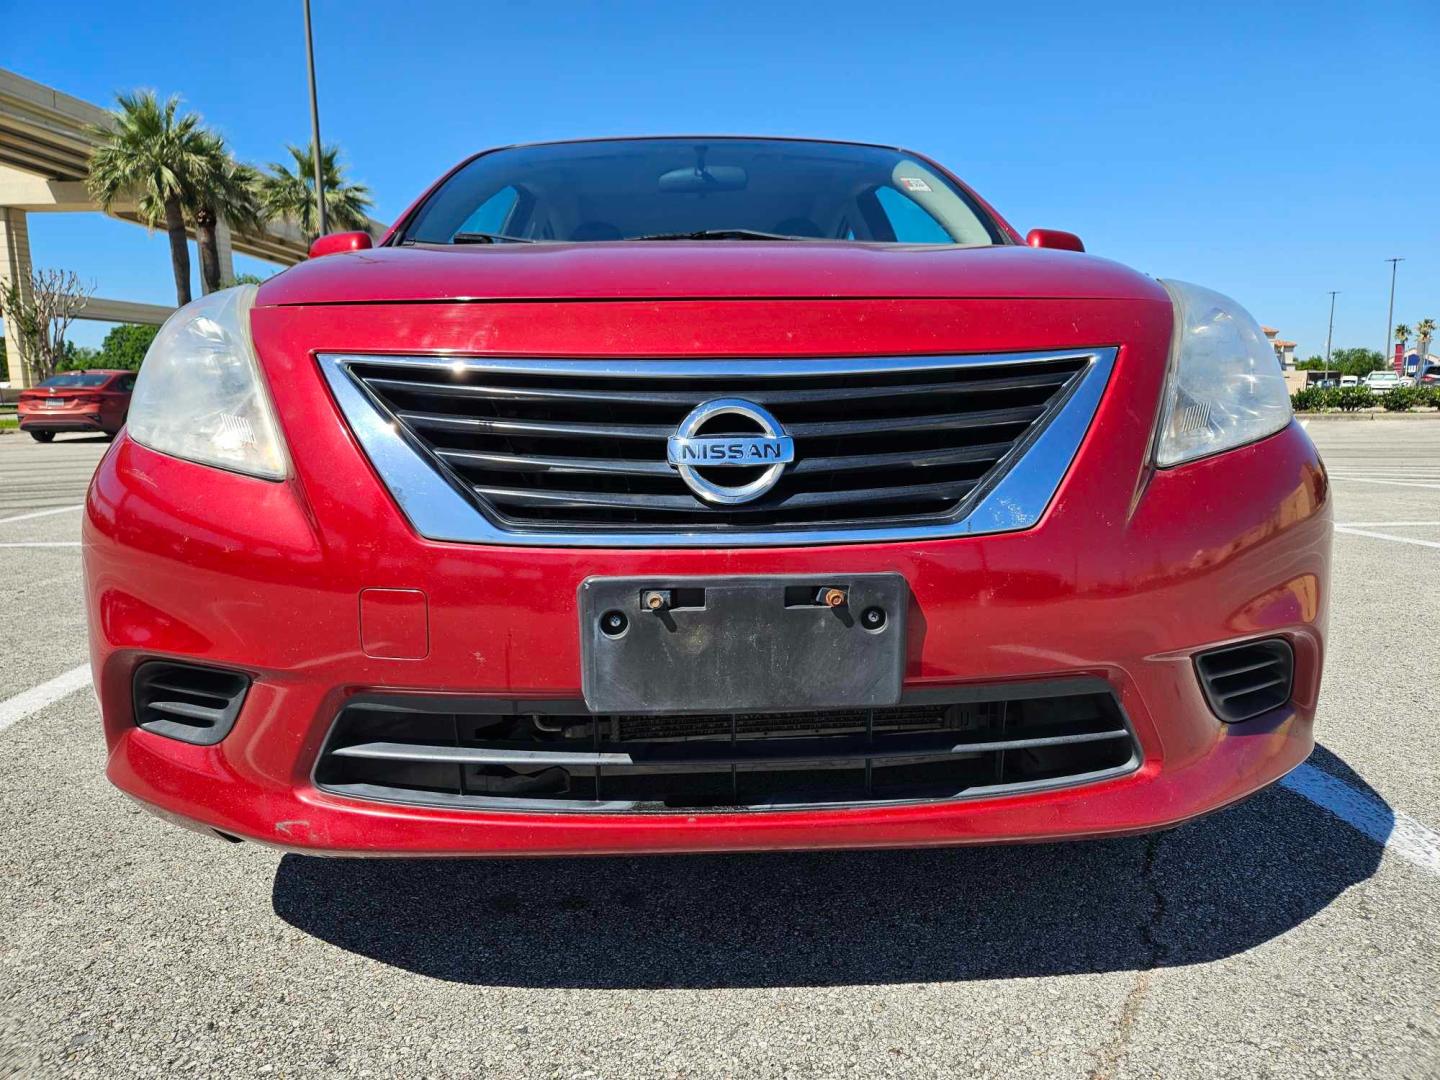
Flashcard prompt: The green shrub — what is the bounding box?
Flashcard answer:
[1331,386,1375,412]
[1290,387,1328,412]
[1418,385,1440,410]
[1381,385,1421,412]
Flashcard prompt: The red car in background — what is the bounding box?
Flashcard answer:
[17,369,135,442]
[83,137,1330,857]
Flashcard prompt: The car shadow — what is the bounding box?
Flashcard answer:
[271,744,1382,988]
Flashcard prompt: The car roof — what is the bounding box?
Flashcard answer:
[484,134,916,155]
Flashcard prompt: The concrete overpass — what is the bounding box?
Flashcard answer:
[0,67,380,386]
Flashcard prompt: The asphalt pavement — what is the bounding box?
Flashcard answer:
[0,421,1437,1079]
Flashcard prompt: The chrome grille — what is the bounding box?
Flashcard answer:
[335,352,1099,533]
[320,349,1115,546]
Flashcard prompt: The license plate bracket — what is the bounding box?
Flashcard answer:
[579,574,908,714]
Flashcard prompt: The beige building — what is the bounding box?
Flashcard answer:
[1260,326,1297,369]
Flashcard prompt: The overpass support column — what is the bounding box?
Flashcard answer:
[0,207,35,388]
[215,218,236,290]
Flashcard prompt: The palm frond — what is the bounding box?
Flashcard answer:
[257,142,373,241]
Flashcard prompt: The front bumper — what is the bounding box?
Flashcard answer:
[84,415,1330,856]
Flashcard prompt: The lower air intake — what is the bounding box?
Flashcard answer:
[1195,638,1294,723]
[132,661,250,746]
[314,682,1140,813]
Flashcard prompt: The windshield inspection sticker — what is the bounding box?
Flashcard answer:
[899,177,932,192]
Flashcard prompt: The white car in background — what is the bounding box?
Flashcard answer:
[1339,375,1359,387]
[1364,371,1401,394]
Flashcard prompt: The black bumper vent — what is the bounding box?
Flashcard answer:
[132,661,250,746]
[344,353,1091,532]
[314,683,1140,813]
[1195,639,1294,723]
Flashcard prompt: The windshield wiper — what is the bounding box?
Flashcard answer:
[450,231,536,245]
[628,229,812,242]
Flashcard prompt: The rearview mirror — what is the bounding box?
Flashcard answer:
[1025,228,1085,253]
[308,231,374,259]
[658,165,748,194]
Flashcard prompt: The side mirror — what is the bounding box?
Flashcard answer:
[308,231,374,259]
[1025,228,1085,253]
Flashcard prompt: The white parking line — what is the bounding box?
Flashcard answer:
[1328,473,1440,480]
[1328,477,1440,490]
[1334,526,1440,551]
[1281,764,1440,877]
[0,664,93,736]
[1337,521,1440,528]
[0,541,82,549]
[0,504,84,525]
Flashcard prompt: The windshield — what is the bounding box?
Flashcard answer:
[39,373,110,388]
[401,138,1004,246]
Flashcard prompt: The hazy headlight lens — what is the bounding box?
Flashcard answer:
[126,285,287,480]
[1155,280,1292,467]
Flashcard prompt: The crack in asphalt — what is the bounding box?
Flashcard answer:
[1088,833,1168,1080]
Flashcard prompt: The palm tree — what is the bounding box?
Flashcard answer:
[87,92,211,306]
[257,144,373,245]
[1394,323,1411,351]
[1416,318,1436,360]
[188,133,263,294]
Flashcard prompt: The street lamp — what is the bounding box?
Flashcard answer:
[303,0,328,239]
[1325,290,1338,368]
[1384,257,1404,372]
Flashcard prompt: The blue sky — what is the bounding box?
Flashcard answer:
[5,0,1436,355]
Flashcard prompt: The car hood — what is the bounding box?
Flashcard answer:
[256,242,1169,307]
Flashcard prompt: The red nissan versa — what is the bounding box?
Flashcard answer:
[83,137,1330,857]
[18,369,135,441]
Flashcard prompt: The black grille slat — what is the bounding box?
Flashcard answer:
[1202,656,1284,681]
[349,353,1092,532]
[791,442,1010,475]
[436,442,1011,480]
[138,681,237,708]
[402,404,1046,442]
[474,478,979,513]
[146,699,231,723]
[314,686,1140,813]
[1214,674,1288,701]
[329,727,1131,769]
[437,448,675,476]
[398,412,669,440]
[365,369,1073,408]
[785,405,1045,439]
[1195,639,1294,723]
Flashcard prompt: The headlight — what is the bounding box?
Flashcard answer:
[1155,280,1292,467]
[126,285,288,480]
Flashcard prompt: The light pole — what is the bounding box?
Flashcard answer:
[1325,290,1338,369]
[1384,257,1404,372]
[303,0,328,239]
